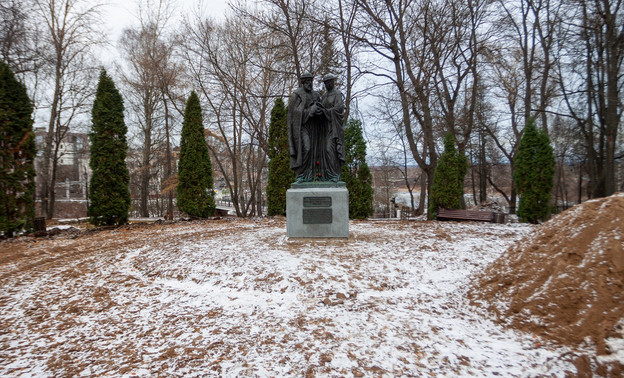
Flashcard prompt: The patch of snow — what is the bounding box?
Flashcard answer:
[0,220,580,376]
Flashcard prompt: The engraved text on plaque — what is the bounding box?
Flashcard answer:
[303,208,333,224]
[303,196,332,207]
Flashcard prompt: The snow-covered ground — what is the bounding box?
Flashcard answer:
[0,219,578,376]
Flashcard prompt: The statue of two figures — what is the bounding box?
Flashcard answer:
[288,72,345,184]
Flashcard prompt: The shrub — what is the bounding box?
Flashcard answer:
[342,119,374,219]
[0,61,36,236]
[177,91,215,218]
[429,133,468,219]
[267,98,294,216]
[88,69,131,226]
[514,119,555,223]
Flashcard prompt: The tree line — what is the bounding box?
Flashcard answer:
[1,0,622,225]
[1,56,373,233]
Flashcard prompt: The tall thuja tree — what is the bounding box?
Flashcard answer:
[266,98,294,216]
[0,61,36,236]
[88,70,131,226]
[342,119,374,219]
[429,134,468,219]
[177,91,215,218]
[514,119,555,223]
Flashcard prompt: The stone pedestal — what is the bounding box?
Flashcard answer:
[286,183,349,238]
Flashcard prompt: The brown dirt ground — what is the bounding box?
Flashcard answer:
[469,193,624,376]
[3,205,624,376]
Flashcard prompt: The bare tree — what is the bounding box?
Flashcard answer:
[369,90,423,214]
[353,0,434,216]
[0,0,42,76]
[334,0,361,121]
[371,154,399,218]
[34,0,103,218]
[47,54,97,217]
[466,75,494,206]
[157,42,184,218]
[181,8,285,217]
[119,0,180,217]
[354,0,492,216]
[558,0,623,198]
[477,0,561,213]
[481,46,525,213]
[305,0,365,122]
[496,0,561,131]
[233,0,328,80]
[550,114,584,209]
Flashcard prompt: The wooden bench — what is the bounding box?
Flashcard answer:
[215,207,230,217]
[436,208,494,223]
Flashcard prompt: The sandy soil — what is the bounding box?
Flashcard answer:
[470,193,624,377]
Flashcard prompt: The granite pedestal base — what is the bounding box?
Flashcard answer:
[286,185,349,238]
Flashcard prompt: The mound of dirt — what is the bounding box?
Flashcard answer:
[469,193,624,356]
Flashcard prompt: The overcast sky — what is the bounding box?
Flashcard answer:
[99,0,230,64]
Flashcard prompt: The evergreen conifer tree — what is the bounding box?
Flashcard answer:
[0,61,36,236]
[266,98,294,216]
[341,119,374,219]
[177,91,215,218]
[429,133,468,219]
[88,69,131,226]
[514,119,555,223]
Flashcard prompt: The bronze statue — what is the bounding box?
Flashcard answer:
[320,73,345,182]
[288,72,345,183]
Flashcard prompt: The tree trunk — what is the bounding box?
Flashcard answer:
[163,96,173,217]
[140,116,152,218]
[578,160,583,204]
[604,8,619,196]
[47,147,60,218]
[40,65,61,219]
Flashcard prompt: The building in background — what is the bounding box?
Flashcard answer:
[34,127,90,219]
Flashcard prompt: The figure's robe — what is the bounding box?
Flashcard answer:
[321,89,345,181]
[288,87,321,182]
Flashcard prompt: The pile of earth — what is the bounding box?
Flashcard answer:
[469,193,624,373]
